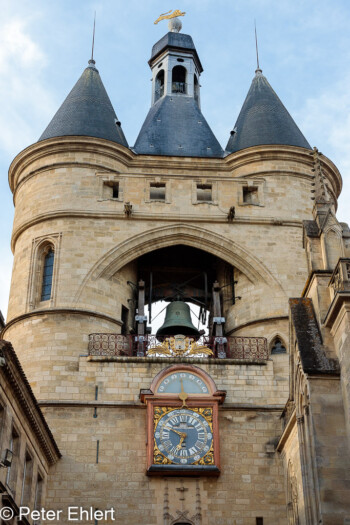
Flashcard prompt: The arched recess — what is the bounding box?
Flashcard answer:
[269,334,287,354]
[172,65,187,94]
[324,227,343,270]
[154,69,164,102]
[74,224,285,304]
[26,233,62,310]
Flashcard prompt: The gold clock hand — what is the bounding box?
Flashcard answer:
[179,379,188,408]
[166,427,186,438]
[177,435,185,450]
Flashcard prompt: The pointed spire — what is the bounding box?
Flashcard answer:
[254,21,262,74]
[91,12,96,62]
[226,71,311,153]
[39,60,128,147]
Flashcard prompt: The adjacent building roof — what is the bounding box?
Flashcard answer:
[133,95,224,158]
[39,61,128,147]
[289,298,339,374]
[226,70,311,153]
[0,340,61,464]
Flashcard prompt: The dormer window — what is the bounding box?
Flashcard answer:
[172,65,187,94]
[155,70,164,102]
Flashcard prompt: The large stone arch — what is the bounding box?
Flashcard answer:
[74,223,285,303]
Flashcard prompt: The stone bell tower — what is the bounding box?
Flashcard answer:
[2,14,350,525]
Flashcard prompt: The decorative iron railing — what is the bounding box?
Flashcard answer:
[88,334,268,360]
[172,81,187,94]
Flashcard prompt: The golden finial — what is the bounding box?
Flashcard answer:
[154,9,186,24]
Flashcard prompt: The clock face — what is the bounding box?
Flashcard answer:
[154,407,213,465]
[157,371,209,394]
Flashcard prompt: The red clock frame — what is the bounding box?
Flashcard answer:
[140,364,226,477]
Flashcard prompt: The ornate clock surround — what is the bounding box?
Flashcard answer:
[140,364,226,477]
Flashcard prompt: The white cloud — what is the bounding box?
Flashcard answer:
[296,74,350,226]
[0,17,55,157]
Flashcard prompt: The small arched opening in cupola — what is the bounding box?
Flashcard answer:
[172,65,187,94]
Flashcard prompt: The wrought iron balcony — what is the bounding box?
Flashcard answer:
[88,333,268,360]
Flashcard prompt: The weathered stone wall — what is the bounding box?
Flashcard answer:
[41,353,290,525]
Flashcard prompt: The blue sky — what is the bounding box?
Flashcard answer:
[1,0,350,318]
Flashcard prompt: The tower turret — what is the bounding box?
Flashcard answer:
[226,68,311,153]
[134,20,223,157]
[39,59,128,147]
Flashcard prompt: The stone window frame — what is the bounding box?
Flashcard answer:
[269,334,287,355]
[144,178,171,204]
[97,172,125,202]
[34,469,45,512]
[27,233,62,311]
[0,397,6,452]
[21,447,34,506]
[6,422,21,496]
[192,180,218,205]
[237,179,265,207]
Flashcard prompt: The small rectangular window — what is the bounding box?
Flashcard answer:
[112,182,119,199]
[256,518,263,525]
[197,184,212,202]
[150,183,166,201]
[243,186,259,204]
[34,473,43,511]
[103,181,119,199]
[6,428,20,494]
[21,451,33,506]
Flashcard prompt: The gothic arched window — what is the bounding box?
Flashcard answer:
[41,248,55,301]
[172,66,187,94]
[271,337,286,354]
[155,69,164,102]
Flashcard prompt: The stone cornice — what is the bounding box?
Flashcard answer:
[0,340,61,465]
[227,315,289,335]
[11,210,303,251]
[38,399,284,411]
[324,293,350,329]
[276,409,296,452]
[8,139,342,199]
[2,308,122,336]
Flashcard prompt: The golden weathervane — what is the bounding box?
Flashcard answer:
[154,9,186,25]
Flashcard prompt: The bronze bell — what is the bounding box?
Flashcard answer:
[156,301,200,338]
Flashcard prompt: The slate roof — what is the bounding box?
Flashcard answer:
[150,32,202,71]
[226,70,311,153]
[289,298,339,374]
[133,95,224,158]
[39,61,128,147]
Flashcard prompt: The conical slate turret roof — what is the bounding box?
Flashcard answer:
[134,96,224,158]
[39,60,128,147]
[226,70,310,153]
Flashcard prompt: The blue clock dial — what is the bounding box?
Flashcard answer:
[154,408,213,465]
[157,372,209,394]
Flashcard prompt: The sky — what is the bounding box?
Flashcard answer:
[1,0,350,320]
